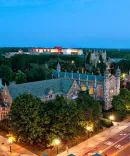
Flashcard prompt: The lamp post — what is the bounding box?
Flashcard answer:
[55,139,60,155]
[109,115,114,124]
[86,126,92,151]
[86,126,91,138]
[8,137,13,152]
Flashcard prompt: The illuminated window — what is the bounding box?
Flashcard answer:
[39,49,43,53]
[89,88,94,95]
[36,49,39,52]
[97,88,103,98]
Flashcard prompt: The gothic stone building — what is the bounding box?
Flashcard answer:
[86,49,107,67]
[0,78,80,120]
[52,63,121,110]
[0,64,121,120]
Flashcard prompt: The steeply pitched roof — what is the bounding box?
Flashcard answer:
[7,78,74,100]
[52,70,104,81]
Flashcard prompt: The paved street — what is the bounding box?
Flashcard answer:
[86,125,130,156]
[0,135,37,156]
[57,121,130,156]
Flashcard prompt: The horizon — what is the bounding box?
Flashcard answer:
[0,0,130,48]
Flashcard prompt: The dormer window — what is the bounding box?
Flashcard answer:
[74,84,76,88]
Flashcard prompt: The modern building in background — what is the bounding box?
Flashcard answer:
[28,46,83,55]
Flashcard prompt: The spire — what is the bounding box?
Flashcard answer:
[57,62,61,72]
[116,66,121,77]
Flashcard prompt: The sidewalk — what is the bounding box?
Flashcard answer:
[0,135,37,156]
[57,121,130,156]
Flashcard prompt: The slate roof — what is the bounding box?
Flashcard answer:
[52,70,104,81]
[7,78,74,100]
[108,58,126,63]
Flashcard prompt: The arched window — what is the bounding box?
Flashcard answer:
[97,88,103,99]
[89,88,94,95]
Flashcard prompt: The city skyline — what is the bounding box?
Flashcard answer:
[0,0,130,48]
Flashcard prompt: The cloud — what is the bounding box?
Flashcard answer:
[0,0,52,7]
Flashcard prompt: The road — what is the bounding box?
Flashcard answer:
[85,125,130,156]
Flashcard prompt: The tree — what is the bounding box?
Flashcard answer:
[15,70,27,84]
[0,64,14,85]
[9,94,44,143]
[43,95,80,145]
[112,95,126,112]
[76,92,102,130]
[27,66,49,82]
[96,62,106,75]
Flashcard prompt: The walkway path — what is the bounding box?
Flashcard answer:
[57,121,130,156]
[0,135,37,156]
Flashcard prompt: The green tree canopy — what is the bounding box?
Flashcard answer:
[9,94,44,143]
[76,92,102,129]
[15,70,27,84]
[112,95,126,112]
[0,64,14,85]
[43,95,81,145]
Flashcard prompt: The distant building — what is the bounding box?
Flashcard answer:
[28,46,83,55]
[107,58,126,70]
[125,71,130,83]
[85,49,107,67]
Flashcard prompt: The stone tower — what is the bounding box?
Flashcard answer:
[57,63,61,72]
[104,68,110,110]
[101,50,107,62]
[116,67,121,95]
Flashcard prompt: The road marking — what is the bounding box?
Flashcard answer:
[102,133,130,152]
[112,143,130,156]
[104,141,113,146]
[119,133,126,136]
[114,144,123,149]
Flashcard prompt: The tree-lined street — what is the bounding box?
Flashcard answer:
[57,121,130,156]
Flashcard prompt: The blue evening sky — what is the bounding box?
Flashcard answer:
[0,0,130,48]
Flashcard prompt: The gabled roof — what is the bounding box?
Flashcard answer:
[7,78,74,100]
[52,70,104,81]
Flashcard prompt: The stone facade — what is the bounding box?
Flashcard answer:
[0,78,80,120]
[0,84,12,121]
[86,49,107,67]
[52,63,121,110]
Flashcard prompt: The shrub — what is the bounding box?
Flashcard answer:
[100,118,113,128]
[114,111,126,121]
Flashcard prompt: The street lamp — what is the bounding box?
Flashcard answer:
[109,115,114,124]
[109,115,114,121]
[86,126,92,151]
[8,137,13,152]
[86,126,92,138]
[55,139,60,155]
